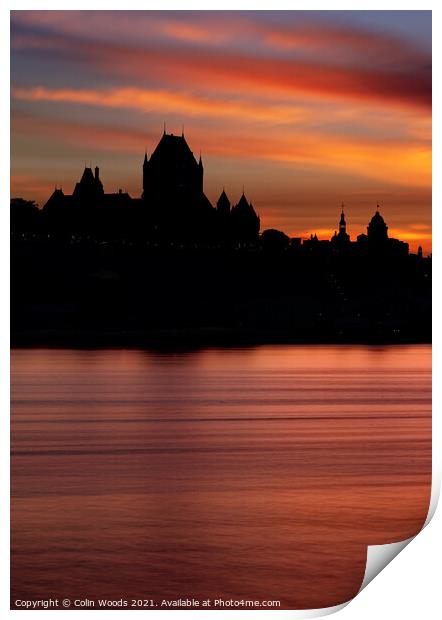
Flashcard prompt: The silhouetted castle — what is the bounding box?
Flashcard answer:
[11,131,430,346]
[33,129,415,259]
[43,129,260,243]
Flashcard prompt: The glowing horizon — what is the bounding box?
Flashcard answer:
[10,10,432,253]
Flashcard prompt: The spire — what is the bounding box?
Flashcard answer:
[198,150,203,167]
[334,202,349,242]
[182,124,184,137]
[163,122,166,135]
[143,150,148,165]
[217,187,231,213]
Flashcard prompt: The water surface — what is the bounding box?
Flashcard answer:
[11,346,431,609]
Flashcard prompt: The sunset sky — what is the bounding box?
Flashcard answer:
[10,10,432,252]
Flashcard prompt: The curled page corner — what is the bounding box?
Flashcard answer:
[359,473,440,595]
[292,601,351,618]
[255,474,440,617]
[359,536,414,593]
[283,600,350,619]
[215,599,352,620]
[424,471,440,527]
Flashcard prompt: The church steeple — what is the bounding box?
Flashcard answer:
[331,203,350,245]
[339,203,346,235]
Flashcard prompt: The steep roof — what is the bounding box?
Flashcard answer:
[80,167,95,183]
[149,133,198,168]
[43,188,65,210]
[232,193,258,219]
[217,189,230,210]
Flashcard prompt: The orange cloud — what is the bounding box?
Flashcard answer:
[11,110,150,155]
[10,12,431,255]
[11,88,431,191]
[158,20,228,44]
[11,26,431,110]
[389,229,432,242]
[11,85,312,125]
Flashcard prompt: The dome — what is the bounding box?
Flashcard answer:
[367,207,388,241]
[369,210,386,226]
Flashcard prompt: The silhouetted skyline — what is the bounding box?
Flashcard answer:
[11,128,430,347]
[10,10,431,253]
[11,131,423,256]
[12,129,418,256]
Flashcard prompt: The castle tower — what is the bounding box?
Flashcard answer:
[230,192,260,242]
[142,131,205,202]
[216,189,231,215]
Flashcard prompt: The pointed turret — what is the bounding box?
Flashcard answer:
[217,189,231,215]
[230,192,260,242]
[234,192,251,213]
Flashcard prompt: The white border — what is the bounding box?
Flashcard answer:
[3,2,439,618]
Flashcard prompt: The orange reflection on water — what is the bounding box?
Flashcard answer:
[11,346,431,609]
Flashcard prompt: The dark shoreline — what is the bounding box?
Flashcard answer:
[11,327,432,349]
